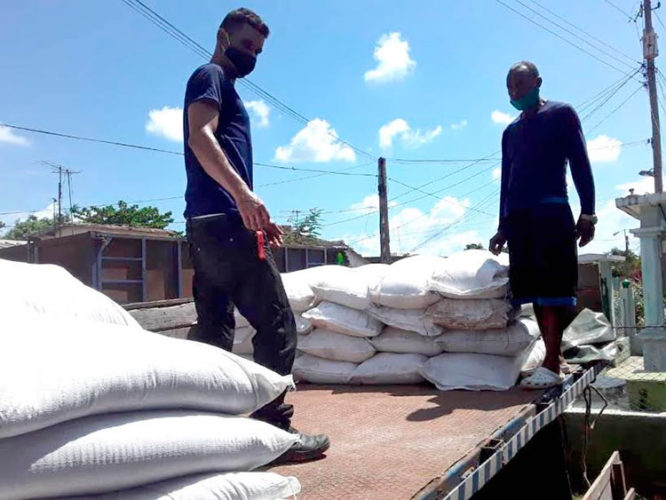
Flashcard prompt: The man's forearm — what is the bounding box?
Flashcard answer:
[189,130,250,201]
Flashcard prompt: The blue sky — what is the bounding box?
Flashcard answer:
[0,0,660,256]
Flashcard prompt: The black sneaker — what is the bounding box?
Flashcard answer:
[270,428,330,465]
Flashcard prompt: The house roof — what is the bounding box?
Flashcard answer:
[33,224,180,240]
[0,239,27,249]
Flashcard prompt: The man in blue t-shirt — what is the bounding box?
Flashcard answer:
[489,61,597,389]
[184,8,329,463]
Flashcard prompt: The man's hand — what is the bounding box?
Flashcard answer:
[265,222,284,247]
[489,231,507,256]
[576,217,595,247]
[236,190,270,231]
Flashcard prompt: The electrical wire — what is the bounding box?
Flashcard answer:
[495,0,643,76]
[120,0,374,159]
[522,0,640,68]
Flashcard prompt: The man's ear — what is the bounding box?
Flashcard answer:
[217,28,229,51]
[536,76,543,88]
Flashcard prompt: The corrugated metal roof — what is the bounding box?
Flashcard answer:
[0,239,27,249]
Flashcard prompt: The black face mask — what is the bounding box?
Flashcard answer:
[225,46,256,78]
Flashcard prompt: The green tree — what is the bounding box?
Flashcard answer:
[465,243,485,250]
[283,208,323,245]
[70,201,173,229]
[610,247,641,278]
[3,215,54,240]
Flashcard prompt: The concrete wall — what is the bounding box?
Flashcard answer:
[564,408,666,496]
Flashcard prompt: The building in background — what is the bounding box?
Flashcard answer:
[0,224,362,304]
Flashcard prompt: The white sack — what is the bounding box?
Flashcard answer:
[296,314,313,335]
[370,326,445,356]
[234,314,311,335]
[350,353,428,385]
[0,315,294,439]
[562,308,615,350]
[427,250,509,299]
[369,255,442,309]
[435,318,541,356]
[308,265,371,310]
[280,271,316,312]
[520,338,546,374]
[0,411,298,500]
[367,304,443,337]
[293,353,357,384]
[303,301,383,338]
[427,298,515,330]
[233,327,255,355]
[0,259,139,328]
[234,308,250,328]
[297,328,376,363]
[63,472,301,500]
[420,341,539,391]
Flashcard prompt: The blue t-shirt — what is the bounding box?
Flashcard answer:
[183,64,253,220]
[498,100,595,231]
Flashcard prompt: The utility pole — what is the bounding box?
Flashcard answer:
[644,0,663,192]
[57,167,63,222]
[378,157,391,263]
[42,161,80,224]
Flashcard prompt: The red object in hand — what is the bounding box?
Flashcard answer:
[256,231,266,260]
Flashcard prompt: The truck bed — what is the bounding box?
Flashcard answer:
[271,384,542,499]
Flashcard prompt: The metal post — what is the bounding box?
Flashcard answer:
[644,0,663,192]
[141,237,147,302]
[378,157,391,263]
[176,240,183,298]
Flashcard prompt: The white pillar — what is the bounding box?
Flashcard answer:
[632,224,666,370]
[632,226,665,328]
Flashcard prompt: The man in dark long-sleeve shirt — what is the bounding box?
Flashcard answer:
[489,61,596,389]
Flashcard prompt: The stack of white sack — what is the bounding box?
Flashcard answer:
[420,250,545,390]
[288,251,545,389]
[0,259,301,500]
[230,267,317,358]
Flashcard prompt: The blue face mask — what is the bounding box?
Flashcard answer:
[510,87,540,111]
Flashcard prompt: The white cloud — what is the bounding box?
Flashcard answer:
[340,194,493,257]
[587,134,622,163]
[451,120,468,131]
[491,110,515,125]
[379,118,442,149]
[146,101,270,143]
[364,32,416,84]
[0,202,56,235]
[245,99,270,128]
[274,118,356,163]
[350,194,400,215]
[146,106,183,142]
[615,175,663,196]
[0,126,30,146]
[580,199,639,254]
[492,167,502,180]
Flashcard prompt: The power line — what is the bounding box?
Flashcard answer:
[254,162,376,177]
[580,70,641,122]
[495,0,642,76]
[522,0,640,68]
[0,123,183,155]
[587,84,646,133]
[387,177,496,217]
[604,0,637,20]
[408,190,500,253]
[323,163,499,228]
[656,9,666,30]
[120,0,374,160]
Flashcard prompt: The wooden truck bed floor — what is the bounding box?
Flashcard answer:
[271,384,543,499]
